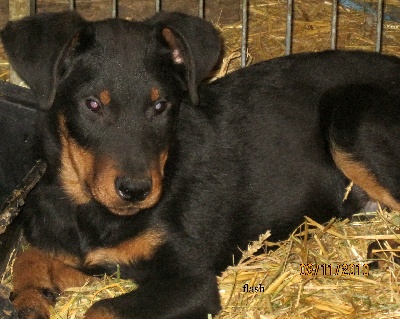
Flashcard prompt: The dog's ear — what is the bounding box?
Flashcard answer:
[0,11,86,109]
[150,12,221,105]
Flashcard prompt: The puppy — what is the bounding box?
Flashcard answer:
[2,11,400,319]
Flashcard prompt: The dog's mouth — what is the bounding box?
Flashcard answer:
[88,162,166,216]
[58,115,168,216]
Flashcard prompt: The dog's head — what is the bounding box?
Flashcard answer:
[1,11,221,215]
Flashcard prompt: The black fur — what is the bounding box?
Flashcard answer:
[2,11,400,319]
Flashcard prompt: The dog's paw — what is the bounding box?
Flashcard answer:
[84,303,117,319]
[9,288,54,319]
[15,308,48,319]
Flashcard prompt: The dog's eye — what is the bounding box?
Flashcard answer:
[85,99,101,112]
[154,100,170,115]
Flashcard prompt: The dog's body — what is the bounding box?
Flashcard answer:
[2,11,400,319]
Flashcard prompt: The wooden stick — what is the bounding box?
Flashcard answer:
[0,160,46,234]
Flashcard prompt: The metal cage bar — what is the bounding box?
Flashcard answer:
[112,0,118,18]
[285,0,293,55]
[199,0,205,18]
[331,0,338,50]
[241,0,249,67]
[155,0,161,13]
[6,0,393,72]
[69,0,75,11]
[376,0,384,53]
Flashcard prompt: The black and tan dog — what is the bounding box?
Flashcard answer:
[2,11,400,319]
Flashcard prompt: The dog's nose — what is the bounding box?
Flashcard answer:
[115,177,152,202]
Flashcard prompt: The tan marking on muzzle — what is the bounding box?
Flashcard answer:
[332,148,400,211]
[89,149,169,216]
[59,115,94,205]
[88,157,120,209]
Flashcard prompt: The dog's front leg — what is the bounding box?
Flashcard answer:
[11,247,92,319]
[83,272,221,319]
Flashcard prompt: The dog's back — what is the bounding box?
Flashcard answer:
[165,51,400,270]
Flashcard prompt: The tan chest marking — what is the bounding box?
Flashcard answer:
[84,228,166,267]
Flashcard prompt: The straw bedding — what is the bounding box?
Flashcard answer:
[2,208,399,318]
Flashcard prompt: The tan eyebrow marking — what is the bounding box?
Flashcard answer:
[151,87,161,102]
[99,89,111,106]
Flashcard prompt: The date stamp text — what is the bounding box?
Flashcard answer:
[300,263,369,277]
